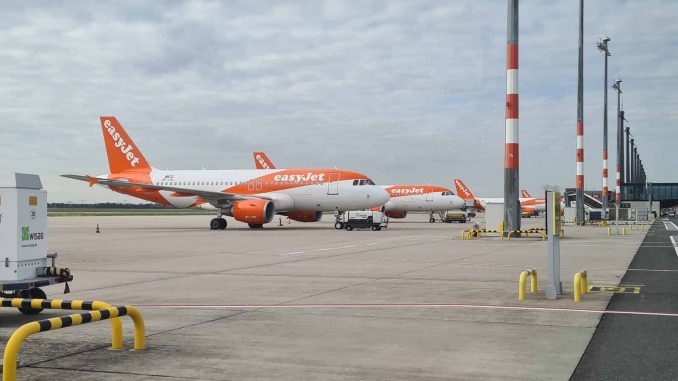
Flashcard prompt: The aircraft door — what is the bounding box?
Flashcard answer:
[327,172,340,195]
[425,189,433,202]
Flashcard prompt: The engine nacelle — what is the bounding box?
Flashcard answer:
[285,211,323,222]
[385,211,407,219]
[230,199,275,224]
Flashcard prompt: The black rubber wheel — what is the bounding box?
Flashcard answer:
[429,217,435,223]
[18,288,46,315]
[346,225,354,231]
[218,218,227,230]
[335,222,344,230]
[210,218,221,230]
[371,225,378,231]
[248,223,264,229]
[375,226,382,231]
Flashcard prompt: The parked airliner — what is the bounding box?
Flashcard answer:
[63,117,390,230]
[252,152,465,225]
[454,179,545,215]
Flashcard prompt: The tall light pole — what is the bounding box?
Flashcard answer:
[630,139,635,183]
[625,126,631,184]
[504,0,520,235]
[612,80,622,211]
[575,0,585,225]
[597,37,611,218]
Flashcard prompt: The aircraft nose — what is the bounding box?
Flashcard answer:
[373,187,390,205]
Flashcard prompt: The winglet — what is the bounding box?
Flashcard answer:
[87,176,98,187]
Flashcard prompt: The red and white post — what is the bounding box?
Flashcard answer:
[503,0,521,234]
[575,0,585,225]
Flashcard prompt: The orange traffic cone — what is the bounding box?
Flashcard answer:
[96,224,100,234]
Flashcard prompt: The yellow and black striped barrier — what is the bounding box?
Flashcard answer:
[462,229,502,240]
[507,230,547,240]
[518,268,537,300]
[2,305,145,381]
[573,271,588,302]
[0,298,123,350]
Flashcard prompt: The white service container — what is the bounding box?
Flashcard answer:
[0,173,49,281]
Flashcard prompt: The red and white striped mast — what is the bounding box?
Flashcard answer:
[503,0,520,234]
[575,0,585,225]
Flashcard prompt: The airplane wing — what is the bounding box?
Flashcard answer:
[62,174,260,206]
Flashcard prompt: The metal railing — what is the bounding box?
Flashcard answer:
[2,305,145,381]
[0,298,123,350]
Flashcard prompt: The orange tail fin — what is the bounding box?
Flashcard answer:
[100,116,151,174]
[253,152,276,169]
[521,190,533,198]
[454,179,475,201]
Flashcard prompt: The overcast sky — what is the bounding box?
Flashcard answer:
[1,1,675,202]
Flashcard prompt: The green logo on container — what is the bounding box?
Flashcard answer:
[21,226,43,241]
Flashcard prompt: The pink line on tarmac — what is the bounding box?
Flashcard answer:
[134,303,678,318]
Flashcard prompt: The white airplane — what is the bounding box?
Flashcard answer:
[454,179,546,215]
[63,117,390,230]
[253,152,466,225]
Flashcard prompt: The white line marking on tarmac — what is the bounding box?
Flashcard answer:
[664,221,678,231]
[629,268,678,272]
[134,303,678,318]
[671,236,678,257]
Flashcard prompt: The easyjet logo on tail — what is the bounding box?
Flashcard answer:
[255,154,270,169]
[104,119,140,167]
[454,179,475,200]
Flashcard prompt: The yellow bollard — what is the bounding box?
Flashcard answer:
[607,227,612,236]
[461,231,466,240]
[518,269,537,300]
[622,227,626,235]
[519,271,528,300]
[573,272,582,302]
[580,271,588,295]
[530,269,538,293]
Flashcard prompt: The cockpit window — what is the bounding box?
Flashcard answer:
[353,180,359,186]
[441,191,454,196]
[364,179,375,185]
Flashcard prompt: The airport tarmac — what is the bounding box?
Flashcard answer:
[0,214,651,380]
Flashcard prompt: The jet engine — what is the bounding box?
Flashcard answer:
[228,199,275,224]
[385,211,407,219]
[284,211,323,222]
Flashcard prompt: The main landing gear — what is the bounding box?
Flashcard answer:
[210,210,227,230]
[210,218,227,230]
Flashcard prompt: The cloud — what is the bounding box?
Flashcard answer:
[0,0,675,202]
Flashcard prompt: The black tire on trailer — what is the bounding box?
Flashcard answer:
[375,226,382,231]
[371,225,378,231]
[18,288,46,315]
[346,225,354,231]
[335,222,344,230]
[429,217,435,223]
